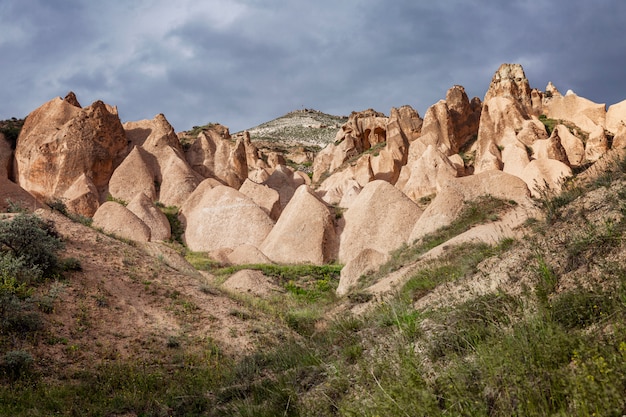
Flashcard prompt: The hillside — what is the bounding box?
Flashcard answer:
[242,108,348,147]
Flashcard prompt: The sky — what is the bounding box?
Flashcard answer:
[1,0,625,133]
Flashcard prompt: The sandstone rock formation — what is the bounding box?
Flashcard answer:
[182,185,274,252]
[339,180,422,264]
[222,270,281,297]
[123,114,203,208]
[484,63,534,115]
[410,171,531,242]
[606,99,626,135]
[312,109,388,183]
[262,165,302,209]
[543,88,606,133]
[260,185,338,265]
[14,93,127,216]
[239,179,281,221]
[126,193,171,241]
[227,244,273,266]
[185,124,248,188]
[92,201,151,242]
[336,248,389,296]
[108,146,157,203]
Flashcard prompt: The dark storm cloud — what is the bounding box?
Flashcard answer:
[1,1,625,132]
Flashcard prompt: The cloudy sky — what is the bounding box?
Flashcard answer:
[1,1,624,132]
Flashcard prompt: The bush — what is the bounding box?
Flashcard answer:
[2,350,33,379]
[0,213,63,276]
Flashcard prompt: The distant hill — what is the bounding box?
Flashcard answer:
[241,108,348,148]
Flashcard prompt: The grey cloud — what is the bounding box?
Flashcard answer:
[1,0,626,132]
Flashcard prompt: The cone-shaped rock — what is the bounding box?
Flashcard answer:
[260,185,338,265]
[183,185,274,252]
[338,180,422,264]
[126,192,171,241]
[92,201,151,242]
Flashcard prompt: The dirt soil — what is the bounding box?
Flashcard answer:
[32,209,276,376]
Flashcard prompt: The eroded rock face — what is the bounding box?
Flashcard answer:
[312,109,388,183]
[108,146,157,203]
[185,124,248,188]
[338,180,422,264]
[260,185,338,265]
[606,100,626,135]
[543,88,606,133]
[14,94,127,215]
[182,185,274,252]
[396,144,458,202]
[123,114,203,207]
[484,63,533,114]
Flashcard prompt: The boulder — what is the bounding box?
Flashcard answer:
[409,171,530,242]
[239,179,281,221]
[227,244,273,265]
[62,174,100,217]
[338,180,422,264]
[183,185,274,252]
[260,185,338,265]
[336,248,389,296]
[185,124,248,188]
[92,201,151,242]
[126,192,171,241]
[222,270,281,297]
[13,94,127,215]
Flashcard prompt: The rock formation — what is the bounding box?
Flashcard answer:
[339,180,422,264]
[13,93,127,216]
[185,124,248,188]
[182,185,274,252]
[92,201,151,242]
[123,114,202,208]
[260,185,338,265]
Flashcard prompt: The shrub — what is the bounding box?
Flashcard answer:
[2,350,33,379]
[0,213,63,276]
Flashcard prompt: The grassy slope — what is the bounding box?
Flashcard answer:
[2,153,626,416]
